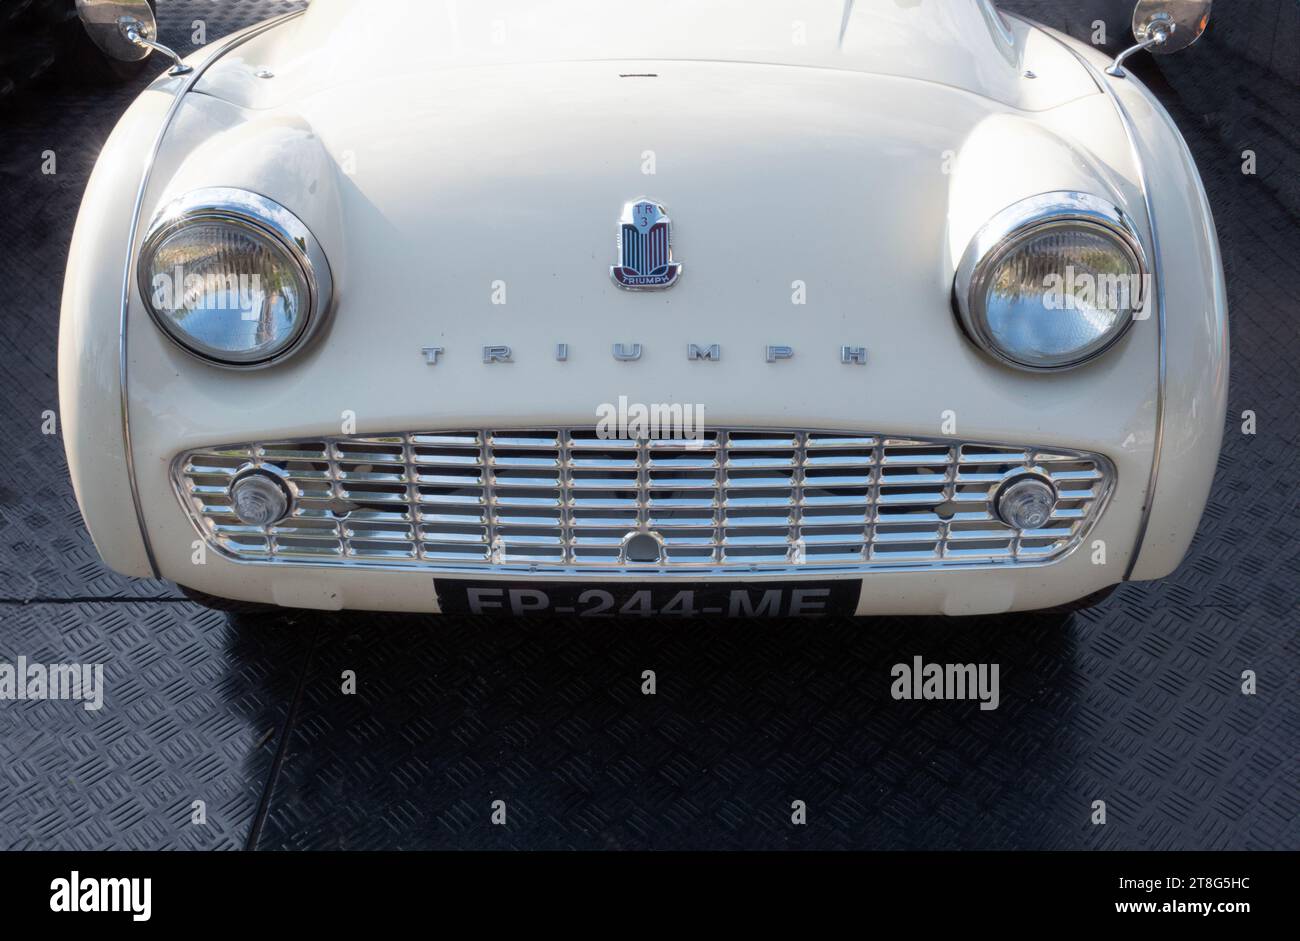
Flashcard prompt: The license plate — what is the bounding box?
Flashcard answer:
[434,578,861,618]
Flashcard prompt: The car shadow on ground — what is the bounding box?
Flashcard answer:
[224,601,1097,849]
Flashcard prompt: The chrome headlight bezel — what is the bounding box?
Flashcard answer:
[136,187,333,369]
[954,191,1148,372]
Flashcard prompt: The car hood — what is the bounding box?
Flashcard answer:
[144,45,1146,442]
[194,0,1098,113]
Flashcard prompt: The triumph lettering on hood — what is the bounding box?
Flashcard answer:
[419,344,870,365]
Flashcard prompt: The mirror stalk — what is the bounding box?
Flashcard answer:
[1105,24,1171,78]
[122,19,192,75]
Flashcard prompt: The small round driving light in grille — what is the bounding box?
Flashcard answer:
[994,475,1057,531]
[230,471,292,527]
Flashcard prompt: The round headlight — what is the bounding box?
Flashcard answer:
[138,188,332,367]
[954,192,1147,370]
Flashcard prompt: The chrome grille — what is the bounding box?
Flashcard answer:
[175,429,1113,570]
[621,221,669,275]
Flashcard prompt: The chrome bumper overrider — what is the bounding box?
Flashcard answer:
[173,428,1115,575]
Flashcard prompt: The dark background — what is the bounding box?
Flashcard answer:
[0,1,1295,850]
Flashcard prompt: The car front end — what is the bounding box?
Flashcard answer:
[58,0,1228,617]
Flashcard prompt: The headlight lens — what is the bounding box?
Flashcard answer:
[139,189,332,367]
[143,221,309,363]
[955,193,1146,371]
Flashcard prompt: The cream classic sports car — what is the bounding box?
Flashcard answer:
[59,0,1227,617]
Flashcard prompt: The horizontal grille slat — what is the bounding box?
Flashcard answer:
[176,428,1113,571]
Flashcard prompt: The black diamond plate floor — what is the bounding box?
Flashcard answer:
[0,1,1296,851]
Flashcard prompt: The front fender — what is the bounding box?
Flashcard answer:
[58,13,305,579]
[1038,25,1230,581]
[1113,71,1230,581]
[58,83,178,578]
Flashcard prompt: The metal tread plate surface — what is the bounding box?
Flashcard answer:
[0,0,1295,851]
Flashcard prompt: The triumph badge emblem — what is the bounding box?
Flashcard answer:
[610,198,682,290]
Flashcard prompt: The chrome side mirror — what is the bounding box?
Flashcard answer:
[74,0,192,75]
[1106,0,1212,77]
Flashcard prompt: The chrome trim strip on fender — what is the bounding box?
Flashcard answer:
[1096,82,1167,581]
[117,10,306,577]
[1022,17,1167,582]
